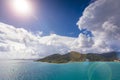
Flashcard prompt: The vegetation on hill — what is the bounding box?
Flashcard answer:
[36,51,119,63]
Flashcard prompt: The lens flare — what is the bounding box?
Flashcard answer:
[88,62,112,80]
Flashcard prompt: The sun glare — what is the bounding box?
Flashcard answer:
[10,0,33,17]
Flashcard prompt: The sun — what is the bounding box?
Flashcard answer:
[9,0,33,17]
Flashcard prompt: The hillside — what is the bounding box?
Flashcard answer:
[36,51,119,63]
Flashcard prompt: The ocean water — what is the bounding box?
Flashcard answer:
[0,60,120,80]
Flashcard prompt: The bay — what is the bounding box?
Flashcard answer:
[0,60,120,80]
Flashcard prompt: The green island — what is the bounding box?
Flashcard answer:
[36,51,120,63]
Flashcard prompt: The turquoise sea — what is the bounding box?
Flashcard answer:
[0,60,120,80]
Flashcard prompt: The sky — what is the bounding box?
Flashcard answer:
[0,0,91,37]
[0,0,120,59]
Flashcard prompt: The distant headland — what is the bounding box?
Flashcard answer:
[36,51,120,63]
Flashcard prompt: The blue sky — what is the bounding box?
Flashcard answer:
[0,0,91,37]
[0,0,120,59]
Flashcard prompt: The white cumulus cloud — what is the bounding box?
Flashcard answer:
[0,22,96,59]
[77,0,120,53]
[0,23,76,59]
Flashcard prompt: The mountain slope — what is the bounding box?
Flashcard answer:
[37,51,119,63]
